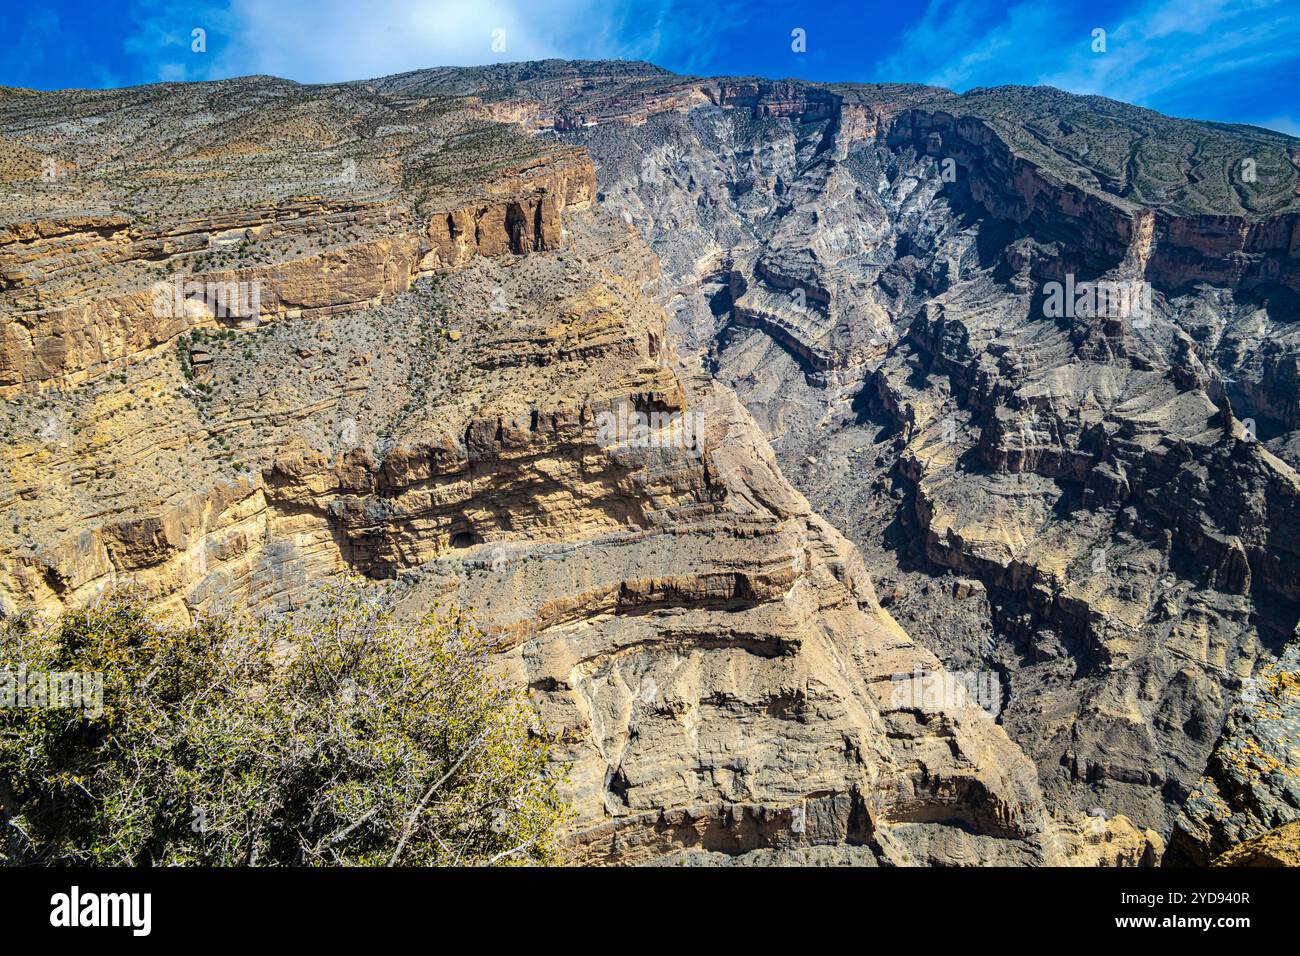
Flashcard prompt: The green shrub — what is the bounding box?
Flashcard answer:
[0,582,567,866]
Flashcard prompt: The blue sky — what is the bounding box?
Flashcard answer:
[4,0,1298,134]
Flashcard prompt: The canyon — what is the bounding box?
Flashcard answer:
[1,59,1297,865]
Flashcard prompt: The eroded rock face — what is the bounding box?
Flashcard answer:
[488,64,1300,849]
[0,76,594,396]
[1209,820,1300,867]
[1167,634,1300,865]
[0,71,1146,865]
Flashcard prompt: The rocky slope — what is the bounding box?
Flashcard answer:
[0,69,1160,865]
[1168,630,1300,864]
[1209,820,1300,866]
[414,61,1300,848]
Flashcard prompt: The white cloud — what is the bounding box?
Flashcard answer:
[185,0,651,83]
[157,62,190,82]
[121,0,751,86]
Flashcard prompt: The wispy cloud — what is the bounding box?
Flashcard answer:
[872,0,1300,132]
[1040,0,1299,108]
[125,0,682,85]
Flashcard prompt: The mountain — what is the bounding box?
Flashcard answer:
[2,59,1297,865]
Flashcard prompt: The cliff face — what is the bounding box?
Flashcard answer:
[4,60,1294,865]
[1168,631,1300,865]
[887,105,1300,292]
[514,65,1300,849]
[0,153,594,395]
[0,69,1157,866]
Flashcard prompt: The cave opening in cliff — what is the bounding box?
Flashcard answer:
[505,202,532,254]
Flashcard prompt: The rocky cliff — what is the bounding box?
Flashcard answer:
[454,62,1300,853]
[4,60,1292,865]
